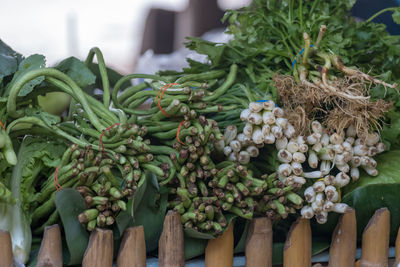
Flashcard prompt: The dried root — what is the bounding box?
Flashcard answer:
[274,75,393,138]
[273,25,396,139]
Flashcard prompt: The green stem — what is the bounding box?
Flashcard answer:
[367,7,399,22]
[299,0,303,29]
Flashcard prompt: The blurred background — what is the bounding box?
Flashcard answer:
[0,0,398,74]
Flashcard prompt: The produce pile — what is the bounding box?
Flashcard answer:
[1,0,400,265]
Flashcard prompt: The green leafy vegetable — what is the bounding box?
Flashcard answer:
[132,172,168,252]
[5,54,46,97]
[56,57,96,88]
[0,135,66,264]
[55,189,89,265]
[0,39,22,85]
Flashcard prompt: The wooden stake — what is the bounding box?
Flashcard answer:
[354,260,360,267]
[158,210,185,267]
[395,226,400,267]
[205,222,234,267]
[245,217,273,267]
[360,208,390,267]
[328,209,357,267]
[36,225,63,267]
[0,230,13,267]
[82,228,114,267]
[283,218,311,267]
[117,226,146,267]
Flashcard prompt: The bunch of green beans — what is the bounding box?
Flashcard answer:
[112,64,256,129]
[31,144,136,233]
[253,173,303,221]
[76,183,130,231]
[146,113,303,235]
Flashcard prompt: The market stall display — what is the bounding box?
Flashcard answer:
[1,0,400,266]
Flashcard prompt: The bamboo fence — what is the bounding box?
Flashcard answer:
[0,208,396,267]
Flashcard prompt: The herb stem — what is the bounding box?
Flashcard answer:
[366,7,399,23]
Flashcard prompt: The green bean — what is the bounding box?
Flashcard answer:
[145,122,180,134]
[58,122,82,136]
[142,164,164,177]
[273,200,287,216]
[126,96,149,110]
[58,160,78,177]
[112,108,127,125]
[102,166,120,188]
[32,210,59,234]
[151,128,178,139]
[92,139,128,149]
[157,155,176,186]
[112,73,169,110]
[151,127,196,140]
[203,64,238,102]
[181,81,207,88]
[118,82,148,103]
[229,206,253,220]
[124,90,160,107]
[31,191,57,224]
[7,68,105,131]
[175,69,226,84]
[85,47,111,108]
[152,99,182,121]
[149,145,177,156]
[151,82,191,95]
[49,78,116,125]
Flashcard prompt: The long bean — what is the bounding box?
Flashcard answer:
[7,68,105,132]
[118,82,148,103]
[203,64,238,102]
[85,47,111,108]
[47,77,118,125]
[175,69,226,84]
[112,73,169,111]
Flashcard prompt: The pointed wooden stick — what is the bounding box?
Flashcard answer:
[354,260,360,267]
[328,209,357,267]
[36,225,63,267]
[117,226,146,267]
[82,228,114,267]
[0,230,13,267]
[158,210,185,267]
[283,218,311,267]
[205,222,234,267]
[395,226,400,267]
[245,217,273,267]
[360,208,390,267]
